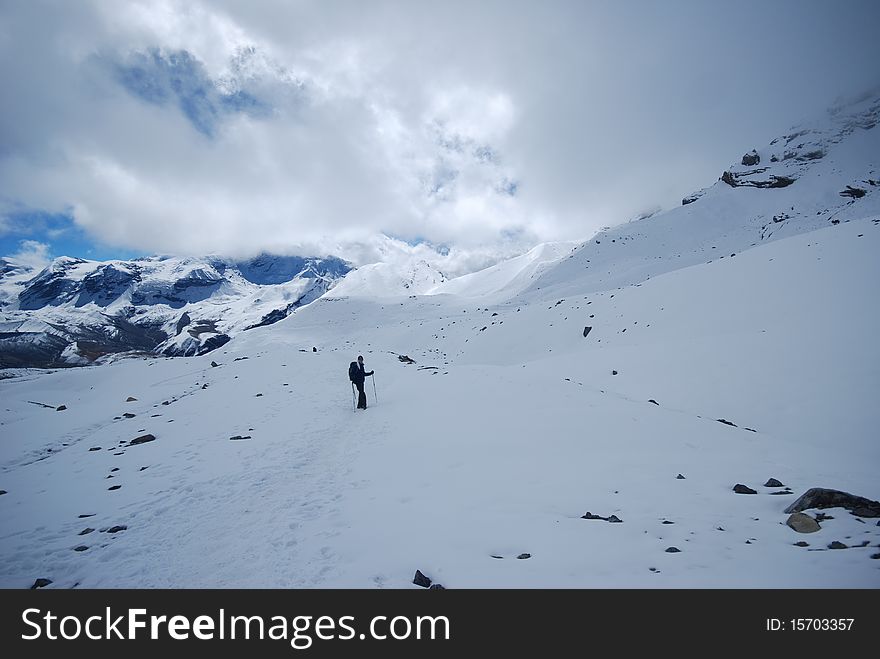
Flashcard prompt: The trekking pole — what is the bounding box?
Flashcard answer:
[372,373,378,404]
[351,382,356,411]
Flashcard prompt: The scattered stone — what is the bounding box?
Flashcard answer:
[108,485,121,491]
[74,545,89,552]
[783,488,880,518]
[828,541,848,550]
[123,413,136,419]
[398,355,416,364]
[733,484,757,495]
[612,370,618,375]
[312,347,317,352]
[0,490,6,495]
[516,553,531,560]
[89,447,101,452]
[717,419,737,427]
[229,435,252,441]
[413,570,432,588]
[128,434,156,446]
[255,393,263,397]
[793,541,809,547]
[662,520,674,525]
[649,399,659,406]
[764,478,785,488]
[78,528,94,535]
[583,326,592,337]
[56,405,67,411]
[786,513,821,533]
[106,525,127,534]
[581,512,622,522]
[234,357,248,361]
[78,514,95,518]
[676,473,685,479]
[162,401,171,406]
[871,553,880,560]
[716,526,725,531]
[211,361,219,367]
[814,512,834,522]
[490,555,503,559]
[31,578,52,589]
[126,397,137,402]
[429,583,445,589]
[649,567,659,572]
[139,466,148,471]
[202,384,208,389]
[665,547,681,553]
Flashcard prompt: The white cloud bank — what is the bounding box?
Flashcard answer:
[1,0,879,270]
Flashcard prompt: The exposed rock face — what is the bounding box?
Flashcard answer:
[2,254,351,368]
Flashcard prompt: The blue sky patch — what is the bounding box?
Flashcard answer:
[115,48,269,137]
[0,209,143,263]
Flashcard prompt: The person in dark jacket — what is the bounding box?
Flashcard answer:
[351,355,374,409]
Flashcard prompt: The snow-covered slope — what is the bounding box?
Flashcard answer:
[0,254,350,367]
[0,216,877,588]
[326,258,447,298]
[517,92,880,301]
[426,241,577,300]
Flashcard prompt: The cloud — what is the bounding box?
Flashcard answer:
[1,0,879,270]
[6,240,51,269]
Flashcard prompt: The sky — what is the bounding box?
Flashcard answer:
[1,0,879,274]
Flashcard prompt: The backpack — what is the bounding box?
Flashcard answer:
[348,361,358,382]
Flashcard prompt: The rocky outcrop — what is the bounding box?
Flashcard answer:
[721,170,796,189]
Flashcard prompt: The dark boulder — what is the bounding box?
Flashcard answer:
[413,570,432,588]
[128,434,156,446]
[733,484,757,495]
[31,578,53,589]
[764,478,785,488]
[783,488,880,518]
[741,150,760,166]
[583,326,592,338]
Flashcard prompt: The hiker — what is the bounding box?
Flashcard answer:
[349,355,374,410]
